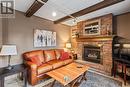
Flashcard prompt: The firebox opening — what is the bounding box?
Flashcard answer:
[83,45,102,64]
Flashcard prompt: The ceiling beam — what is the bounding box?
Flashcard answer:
[25,0,48,17]
[54,0,124,24]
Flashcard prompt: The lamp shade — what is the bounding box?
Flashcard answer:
[0,45,17,56]
[66,43,71,49]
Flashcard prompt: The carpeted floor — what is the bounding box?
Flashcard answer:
[43,71,122,87]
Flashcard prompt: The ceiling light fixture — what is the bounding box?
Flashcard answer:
[52,11,57,17]
[73,17,77,24]
[42,1,75,19]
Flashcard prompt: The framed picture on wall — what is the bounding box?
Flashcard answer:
[51,32,56,46]
[34,29,56,47]
[41,30,47,46]
[34,29,43,47]
[46,31,52,46]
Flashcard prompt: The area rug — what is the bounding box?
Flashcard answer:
[43,71,122,87]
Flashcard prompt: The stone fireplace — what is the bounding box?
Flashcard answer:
[75,36,114,75]
[71,14,114,75]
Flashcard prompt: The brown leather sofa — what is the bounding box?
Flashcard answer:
[23,49,73,85]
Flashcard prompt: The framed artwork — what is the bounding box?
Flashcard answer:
[51,32,56,46]
[46,31,52,46]
[34,29,56,47]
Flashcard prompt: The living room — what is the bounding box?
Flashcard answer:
[0,0,130,87]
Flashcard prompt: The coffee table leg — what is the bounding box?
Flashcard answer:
[80,72,87,82]
[70,72,87,87]
[70,77,80,87]
[51,80,56,87]
[82,72,87,81]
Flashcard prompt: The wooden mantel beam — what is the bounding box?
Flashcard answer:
[54,0,124,24]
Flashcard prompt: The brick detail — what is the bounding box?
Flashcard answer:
[76,40,113,75]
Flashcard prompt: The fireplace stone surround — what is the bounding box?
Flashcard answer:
[75,36,114,75]
[71,14,114,75]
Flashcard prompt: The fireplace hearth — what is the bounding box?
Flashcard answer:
[83,45,102,64]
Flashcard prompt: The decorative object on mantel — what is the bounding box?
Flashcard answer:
[34,29,56,47]
[101,24,112,35]
[0,45,17,70]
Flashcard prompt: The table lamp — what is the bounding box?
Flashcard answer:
[66,42,72,49]
[0,45,17,70]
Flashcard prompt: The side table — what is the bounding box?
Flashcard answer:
[0,64,27,87]
[113,59,130,85]
[72,54,77,60]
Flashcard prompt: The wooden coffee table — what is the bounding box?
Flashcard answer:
[46,62,89,87]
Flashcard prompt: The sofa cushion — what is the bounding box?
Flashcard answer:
[60,52,70,60]
[55,49,64,59]
[62,59,73,65]
[23,50,45,64]
[30,56,42,66]
[23,50,45,63]
[44,50,56,62]
[37,64,53,75]
[47,60,64,69]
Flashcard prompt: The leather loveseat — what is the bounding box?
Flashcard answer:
[23,49,73,85]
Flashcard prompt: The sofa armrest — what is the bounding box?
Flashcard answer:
[25,61,37,70]
[25,61,38,85]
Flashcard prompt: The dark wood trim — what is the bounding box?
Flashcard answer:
[25,0,48,17]
[54,0,124,24]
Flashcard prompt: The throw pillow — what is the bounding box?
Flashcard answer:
[30,56,42,66]
[55,49,64,59]
[60,52,70,60]
[44,50,56,62]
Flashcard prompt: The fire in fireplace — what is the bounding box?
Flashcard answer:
[83,44,102,64]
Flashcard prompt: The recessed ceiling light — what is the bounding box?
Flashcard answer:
[52,12,57,17]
